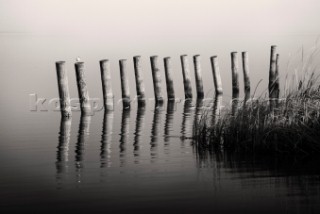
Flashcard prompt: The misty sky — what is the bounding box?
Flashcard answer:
[1,0,319,38]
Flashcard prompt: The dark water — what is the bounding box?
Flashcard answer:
[1,99,320,214]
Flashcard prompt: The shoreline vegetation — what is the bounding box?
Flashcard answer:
[194,46,320,156]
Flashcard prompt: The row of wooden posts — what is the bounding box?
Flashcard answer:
[56,45,280,117]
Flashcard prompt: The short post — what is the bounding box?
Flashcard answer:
[133,56,146,105]
[56,61,72,117]
[150,56,164,104]
[210,56,223,95]
[119,59,130,109]
[75,62,92,115]
[164,57,175,100]
[180,55,193,99]
[193,55,204,99]
[231,52,240,96]
[100,59,114,111]
[242,52,250,96]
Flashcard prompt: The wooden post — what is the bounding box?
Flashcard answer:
[210,56,223,95]
[193,55,204,99]
[150,56,164,104]
[133,56,146,105]
[231,52,239,97]
[56,61,72,117]
[180,55,193,99]
[269,45,277,99]
[275,54,280,99]
[164,57,175,100]
[75,62,92,115]
[242,52,250,96]
[100,59,114,111]
[119,59,130,109]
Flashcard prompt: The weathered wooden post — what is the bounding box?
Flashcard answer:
[210,56,223,95]
[133,56,146,105]
[100,59,114,111]
[150,56,164,104]
[164,57,175,100]
[269,46,277,99]
[269,46,278,110]
[231,52,240,97]
[56,61,72,117]
[75,62,92,115]
[242,52,251,97]
[180,55,193,99]
[119,59,130,109]
[193,55,204,99]
[275,54,280,99]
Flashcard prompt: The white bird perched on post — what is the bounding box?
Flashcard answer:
[76,57,81,62]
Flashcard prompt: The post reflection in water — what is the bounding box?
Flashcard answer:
[75,114,91,183]
[119,109,130,167]
[212,95,222,126]
[56,116,72,187]
[194,98,204,127]
[164,100,175,144]
[181,99,194,142]
[100,110,114,168]
[133,106,146,163]
[231,92,239,116]
[150,103,163,162]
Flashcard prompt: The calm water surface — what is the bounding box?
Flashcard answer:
[0,99,320,214]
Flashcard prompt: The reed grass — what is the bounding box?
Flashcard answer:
[194,45,320,155]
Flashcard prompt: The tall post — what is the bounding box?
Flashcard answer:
[56,61,72,117]
[193,55,204,99]
[275,54,280,99]
[119,59,130,109]
[231,52,240,97]
[210,56,223,95]
[269,45,277,99]
[164,57,175,100]
[150,56,164,104]
[75,62,92,115]
[242,52,250,96]
[100,59,113,111]
[180,55,193,99]
[133,56,146,105]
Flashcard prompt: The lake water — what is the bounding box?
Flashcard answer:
[1,33,320,213]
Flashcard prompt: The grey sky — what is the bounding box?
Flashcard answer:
[1,0,319,38]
